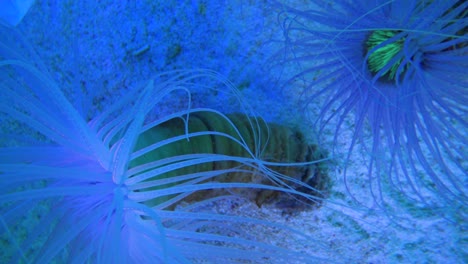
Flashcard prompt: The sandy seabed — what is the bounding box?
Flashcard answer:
[6,0,466,263]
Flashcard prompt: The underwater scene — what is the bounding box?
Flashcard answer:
[0,0,466,263]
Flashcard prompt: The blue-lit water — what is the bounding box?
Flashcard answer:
[1,1,465,263]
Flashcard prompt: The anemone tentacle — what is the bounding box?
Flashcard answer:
[273,0,467,216]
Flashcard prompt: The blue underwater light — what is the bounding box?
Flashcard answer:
[0,0,35,26]
[273,0,467,216]
[2,0,465,262]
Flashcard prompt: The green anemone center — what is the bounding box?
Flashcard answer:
[365,30,405,82]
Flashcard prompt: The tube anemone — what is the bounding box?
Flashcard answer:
[0,26,332,262]
[273,0,467,216]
